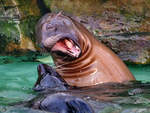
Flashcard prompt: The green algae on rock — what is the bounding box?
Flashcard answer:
[0,0,41,55]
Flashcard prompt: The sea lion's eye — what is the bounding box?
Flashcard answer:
[46,23,55,30]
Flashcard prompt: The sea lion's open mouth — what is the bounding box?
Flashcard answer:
[51,38,81,58]
[43,34,81,58]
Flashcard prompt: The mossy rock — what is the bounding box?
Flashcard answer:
[0,0,41,55]
[99,32,150,64]
[43,0,150,64]
[45,0,150,34]
[46,0,150,17]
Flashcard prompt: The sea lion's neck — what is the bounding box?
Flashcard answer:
[52,20,101,86]
[53,31,97,78]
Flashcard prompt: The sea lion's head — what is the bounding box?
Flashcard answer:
[36,13,82,61]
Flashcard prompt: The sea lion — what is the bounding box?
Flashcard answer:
[36,13,135,87]
[28,92,93,113]
[33,64,69,91]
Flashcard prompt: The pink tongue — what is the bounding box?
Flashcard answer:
[52,39,80,57]
[64,39,73,49]
[64,39,80,57]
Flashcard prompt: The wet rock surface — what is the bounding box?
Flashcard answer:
[49,0,150,17]
[99,32,150,64]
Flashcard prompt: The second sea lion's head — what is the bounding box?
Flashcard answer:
[36,13,82,61]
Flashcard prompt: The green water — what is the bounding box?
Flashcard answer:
[0,56,150,113]
[128,65,150,82]
[128,64,150,82]
[0,62,38,105]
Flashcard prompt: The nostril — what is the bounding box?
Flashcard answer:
[46,24,56,31]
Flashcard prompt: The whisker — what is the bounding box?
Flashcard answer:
[53,63,69,69]
[52,56,71,69]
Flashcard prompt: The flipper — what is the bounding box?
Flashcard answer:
[39,93,94,113]
[33,64,69,91]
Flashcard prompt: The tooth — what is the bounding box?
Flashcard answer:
[75,45,79,49]
[65,39,73,48]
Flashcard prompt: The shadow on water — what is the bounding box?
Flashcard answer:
[0,56,150,113]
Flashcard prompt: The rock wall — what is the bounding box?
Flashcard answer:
[0,0,150,64]
[0,0,41,55]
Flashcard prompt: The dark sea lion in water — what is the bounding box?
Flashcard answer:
[27,92,93,113]
[32,64,93,113]
[35,13,135,87]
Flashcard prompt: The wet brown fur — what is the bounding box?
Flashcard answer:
[36,13,135,87]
